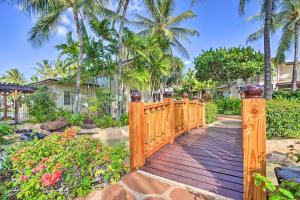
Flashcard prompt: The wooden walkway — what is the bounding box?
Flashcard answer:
[141,117,243,200]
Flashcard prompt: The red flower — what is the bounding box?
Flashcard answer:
[41,157,49,163]
[20,175,29,181]
[32,163,46,173]
[104,155,110,163]
[41,171,62,187]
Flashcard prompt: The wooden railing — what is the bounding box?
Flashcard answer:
[129,92,205,171]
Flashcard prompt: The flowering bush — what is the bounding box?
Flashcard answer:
[0,128,129,200]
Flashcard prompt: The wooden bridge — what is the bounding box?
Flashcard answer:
[129,85,267,200]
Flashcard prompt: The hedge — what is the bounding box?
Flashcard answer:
[266,99,300,139]
[272,89,300,100]
[206,102,218,124]
[214,98,241,115]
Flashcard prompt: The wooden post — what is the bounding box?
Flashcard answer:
[13,90,20,123]
[128,92,145,171]
[182,93,190,132]
[242,84,266,200]
[2,93,8,119]
[164,91,175,144]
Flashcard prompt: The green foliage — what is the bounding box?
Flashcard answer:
[0,123,13,144]
[24,87,56,123]
[255,174,300,200]
[65,113,85,126]
[94,114,129,129]
[272,90,300,100]
[194,47,263,87]
[87,89,112,116]
[266,99,300,139]
[206,102,218,124]
[214,98,241,115]
[0,128,128,200]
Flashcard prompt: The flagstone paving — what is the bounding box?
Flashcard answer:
[78,171,231,200]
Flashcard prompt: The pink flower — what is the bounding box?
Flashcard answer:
[41,157,49,163]
[32,163,46,173]
[41,171,62,187]
[20,175,29,181]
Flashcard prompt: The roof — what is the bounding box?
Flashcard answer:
[0,82,35,93]
[31,78,105,87]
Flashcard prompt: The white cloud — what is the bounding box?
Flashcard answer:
[128,0,144,12]
[61,14,72,26]
[184,60,192,65]
[56,25,68,37]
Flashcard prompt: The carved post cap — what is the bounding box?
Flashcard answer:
[182,93,189,99]
[243,84,263,98]
[163,91,172,98]
[193,96,198,100]
[131,91,142,102]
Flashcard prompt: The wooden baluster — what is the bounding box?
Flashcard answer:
[242,84,266,200]
[128,92,145,171]
[164,91,174,144]
[182,93,190,132]
[200,99,206,126]
[193,96,199,128]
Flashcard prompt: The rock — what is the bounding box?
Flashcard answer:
[274,167,300,184]
[122,172,170,195]
[101,184,136,200]
[20,132,47,141]
[169,188,207,200]
[267,151,299,167]
[82,123,97,129]
[15,129,33,134]
[40,118,69,131]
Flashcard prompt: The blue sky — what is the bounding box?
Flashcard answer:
[0,0,282,79]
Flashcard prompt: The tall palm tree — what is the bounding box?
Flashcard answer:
[240,0,277,99]
[12,0,111,113]
[275,0,300,91]
[132,0,199,58]
[0,69,26,84]
[34,59,54,80]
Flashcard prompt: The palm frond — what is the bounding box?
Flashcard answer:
[167,10,196,26]
[171,39,189,59]
[28,8,64,48]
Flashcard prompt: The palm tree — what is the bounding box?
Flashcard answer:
[132,0,199,58]
[34,59,54,80]
[0,69,26,84]
[275,0,300,91]
[13,0,112,113]
[240,0,277,99]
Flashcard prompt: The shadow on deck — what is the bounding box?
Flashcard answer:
[140,117,243,200]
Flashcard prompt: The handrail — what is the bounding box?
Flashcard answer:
[129,93,205,171]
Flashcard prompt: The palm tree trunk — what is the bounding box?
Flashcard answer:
[292,24,299,92]
[72,6,85,114]
[263,0,273,99]
[116,0,129,120]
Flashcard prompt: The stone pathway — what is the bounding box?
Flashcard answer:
[78,171,231,200]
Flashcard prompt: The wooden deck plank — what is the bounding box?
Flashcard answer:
[141,118,243,200]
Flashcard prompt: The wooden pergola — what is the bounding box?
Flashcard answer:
[0,82,35,122]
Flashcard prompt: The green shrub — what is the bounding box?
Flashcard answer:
[255,174,300,200]
[0,123,13,144]
[266,99,300,139]
[206,102,218,124]
[94,115,118,128]
[272,89,300,100]
[120,113,129,127]
[24,87,56,123]
[65,113,85,126]
[0,128,128,200]
[214,98,241,115]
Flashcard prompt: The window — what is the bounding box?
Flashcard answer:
[64,91,71,106]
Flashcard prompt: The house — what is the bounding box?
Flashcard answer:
[31,78,116,113]
[218,62,300,98]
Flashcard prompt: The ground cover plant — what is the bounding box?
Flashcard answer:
[0,127,129,200]
[214,98,241,115]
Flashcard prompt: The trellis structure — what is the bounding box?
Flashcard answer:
[0,82,35,122]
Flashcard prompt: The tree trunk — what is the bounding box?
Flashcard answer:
[116,0,129,120]
[263,0,273,99]
[292,24,299,92]
[72,6,85,113]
